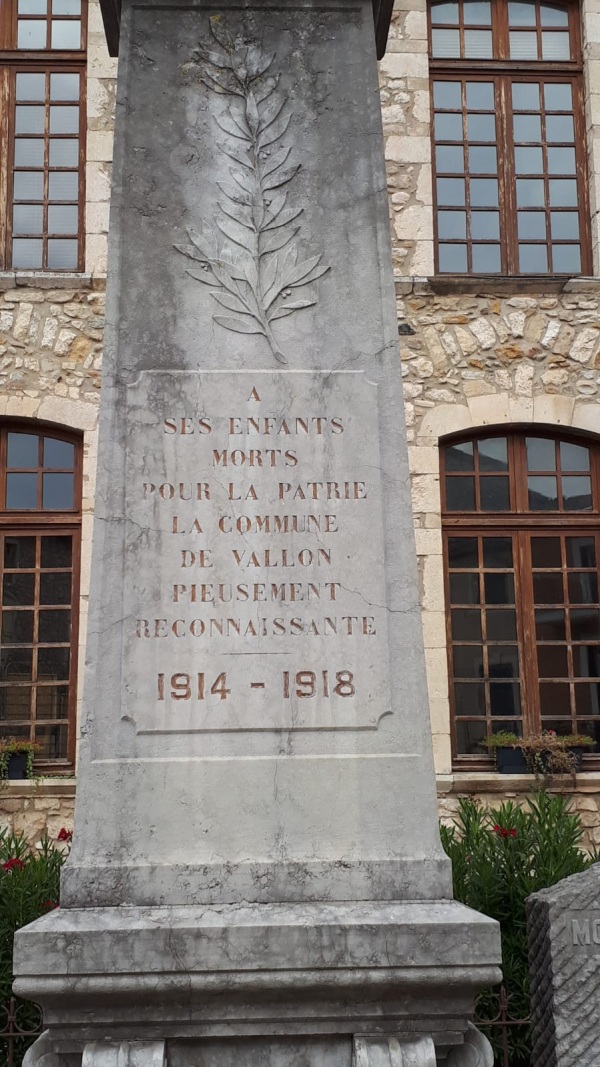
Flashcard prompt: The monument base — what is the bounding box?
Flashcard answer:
[15,901,500,1065]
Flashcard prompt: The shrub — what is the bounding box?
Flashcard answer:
[0,827,70,1067]
[440,791,597,1066]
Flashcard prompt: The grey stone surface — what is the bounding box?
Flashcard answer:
[445,1024,493,1067]
[82,1045,166,1067]
[528,865,600,1067]
[14,0,501,1061]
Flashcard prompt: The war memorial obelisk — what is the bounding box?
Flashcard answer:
[14,0,501,1062]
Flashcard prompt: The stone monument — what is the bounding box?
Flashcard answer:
[528,866,600,1066]
[13,0,501,1062]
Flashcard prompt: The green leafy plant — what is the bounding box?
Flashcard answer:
[440,791,598,1065]
[480,731,520,750]
[0,826,70,1066]
[480,730,595,774]
[0,740,41,780]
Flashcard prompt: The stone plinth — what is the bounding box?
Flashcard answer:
[14,0,500,1061]
[528,866,600,1067]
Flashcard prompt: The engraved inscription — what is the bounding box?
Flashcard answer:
[176,20,330,365]
[123,371,391,733]
[571,917,600,946]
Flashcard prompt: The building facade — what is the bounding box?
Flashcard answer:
[1,0,600,843]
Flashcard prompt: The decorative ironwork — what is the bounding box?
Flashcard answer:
[0,997,43,1067]
[476,985,531,1067]
[177,17,330,365]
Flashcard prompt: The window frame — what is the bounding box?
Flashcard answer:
[0,420,82,772]
[441,427,600,770]
[428,0,592,278]
[0,0,87,272]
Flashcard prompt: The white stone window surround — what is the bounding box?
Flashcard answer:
[412,398,600,775]
[0,400,98,773]
[382,0,600,279]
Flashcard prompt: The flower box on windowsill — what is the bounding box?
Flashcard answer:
[494,746,528,775]
[483,731,596,775]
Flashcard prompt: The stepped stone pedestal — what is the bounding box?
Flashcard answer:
[13,0,501,1062]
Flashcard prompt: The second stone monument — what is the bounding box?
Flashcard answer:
[14,1,501,1063]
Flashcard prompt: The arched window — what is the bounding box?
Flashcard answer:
[429,0,590,275]
[442,429,600,765]
[0,422,81,769]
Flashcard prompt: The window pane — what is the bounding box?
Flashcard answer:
[464,29,492,57]
[571,609,600,641]
[13,205,44,236]
[532,537,562,567]
[16,73,45,101]
[431,1,459,22]
[12,239,43,269]
[527,437,556,470]
[518,212,546,239]
[48,205,78,234]
[546,115,574,142]
[438,211,467,239]
[562,476,592,511]
[550,212,579,240]
[48,172,78,200]
[439,244,468,272]
[448,536,478,568]
[456,720,488,754]
[469,147,497,174]
[434,113,463,141]
[4,537,35,569]
[3,573,35,606]
[49,106,79,134]
[446,441,474,471]
[566,537,596,568]
[37,647,69,679]
[520,245,549,272]
[540,683,572,715]
[568,572,599,605]
[453,646,484,677]
[40,572,71,605]
[0,648,33,679]
[6,473,38,509]
[451,608,482,641]
[450,573,481,604]
[512,83,540,111]
[41,535,72,568]
[549,180,577,206]
[49,139,78,166]
[17,20,47,47]
[478,437,508,472]
[467,114,496,141]
[47,240,78,269]
[487,610,517,641]
[436,146,465,173]
[538,644,568,677]
[574,646,600,678]
[464,1,491,22]
[15,107,45,134]
[471,245,501,272]
[510,31,538,58]
[466,82,494,109]
[516,179,545,207]
[535,608,566,641]
[437,178,466,206]
[44,438,75,469]
[515,147,544,174]
[50,73,80,100]
[490,683,521,715]
[8,432,39,468]
[52,0,80,12]
[1,611,34,644]
[470,179,498,207]
[18,0,46,11]
[42,473,74,509]
[480,475,509,509]
[552,244,581,273]
[513,115,542,142]
[0,688,32,722]
[560,443,590,474]
[14,140,44,167]
[483,537,513,568]
[50,19,81,47]
[542,31,570,59]
[508,1,536,24]
[545,83,573,110]
[454,682,485,715]
[547,147,576,175]
[489,646,519,677]
[36,685,69,720]
[35,724,67,758]
[575,683,600,716]
[541,4,568,25]
[446,476,475,510]
[529,475,558,510]
[432,28,461,56]
[38,609,71,643]
[484,573,515,604]
[471,211,500,240]
[13,173,44,202]
[533,572,565,603]
[434,81,462,109]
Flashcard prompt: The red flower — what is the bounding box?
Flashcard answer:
[41,899,58,910]
[493,824,501,833]
[548,729,557,736]
[2,857,23,871]
[57,828,72,842]
[492,824,517,838]
[509,829,517,837]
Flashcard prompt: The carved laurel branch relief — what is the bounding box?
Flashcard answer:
[176,19,330,365]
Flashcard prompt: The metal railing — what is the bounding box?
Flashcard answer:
[477,984,531,1067]
[0,997,42,1067]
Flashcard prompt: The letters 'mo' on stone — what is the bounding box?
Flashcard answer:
[528,867,600,1067]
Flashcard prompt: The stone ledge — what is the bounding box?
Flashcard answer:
[0,272,104,290]
[394,274,600,297]
[437,772,600,795]
[1,778,76,798]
